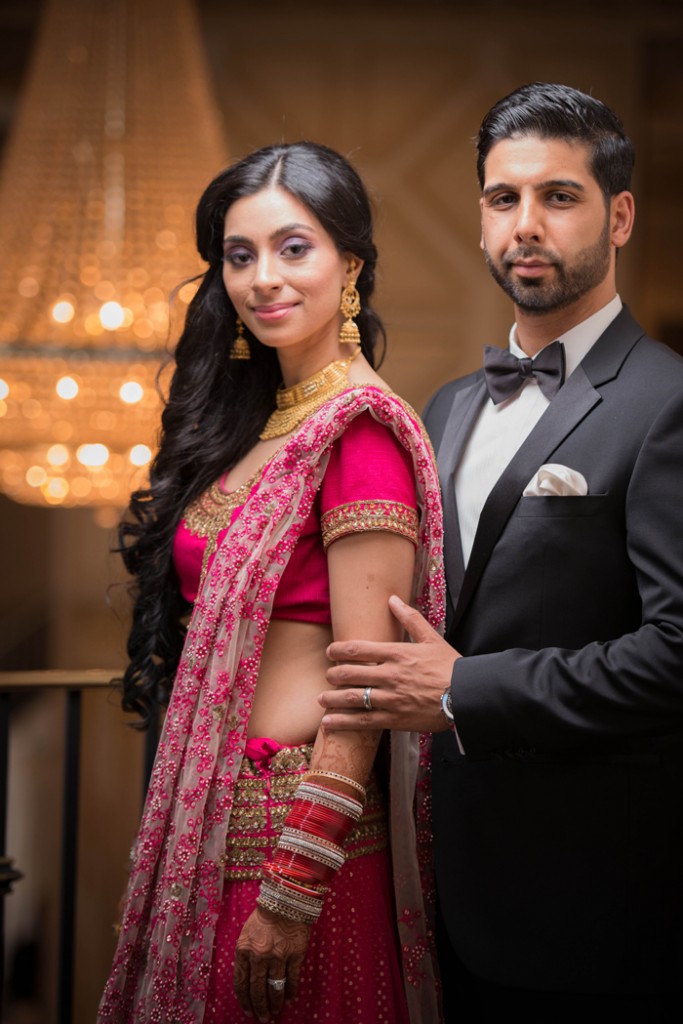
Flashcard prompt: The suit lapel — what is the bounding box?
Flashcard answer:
[435,375,488,614]
[448,307,646,635]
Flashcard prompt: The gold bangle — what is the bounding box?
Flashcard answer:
[296,780,364,819]
[257,889,322,924]
[304,770,367,799]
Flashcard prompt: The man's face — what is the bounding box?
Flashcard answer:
[480,136,613,315]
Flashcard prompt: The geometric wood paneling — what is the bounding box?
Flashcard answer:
[200,0,683,408]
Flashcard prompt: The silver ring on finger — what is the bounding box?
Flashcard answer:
[267,977,286,991]
[363,685,373,711]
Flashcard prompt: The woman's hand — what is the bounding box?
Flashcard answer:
[234,906,311,1021]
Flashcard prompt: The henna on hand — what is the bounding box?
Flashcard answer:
[234,906,311,1021]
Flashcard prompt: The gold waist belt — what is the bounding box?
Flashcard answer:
[225,743,388,880]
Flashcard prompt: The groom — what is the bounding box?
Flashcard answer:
[320,83,683,1015]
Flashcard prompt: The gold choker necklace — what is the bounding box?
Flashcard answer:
[260,356,355,440]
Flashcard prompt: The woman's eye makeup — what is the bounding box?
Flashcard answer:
[223,246,253,267]
[223,237,313,267]
[280,237,312,258]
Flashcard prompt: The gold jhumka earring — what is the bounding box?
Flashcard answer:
[230,317,251,360]
[339,260,361,349]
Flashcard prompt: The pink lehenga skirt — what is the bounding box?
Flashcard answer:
[204,739,410,1024]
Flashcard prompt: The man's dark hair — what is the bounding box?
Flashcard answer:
[476,82,635,198]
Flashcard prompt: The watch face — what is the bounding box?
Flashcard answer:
[441,689,454,722]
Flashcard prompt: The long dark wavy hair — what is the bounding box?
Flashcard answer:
[119,142,386,724]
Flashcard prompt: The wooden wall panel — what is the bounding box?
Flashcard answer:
[199,2,678,410]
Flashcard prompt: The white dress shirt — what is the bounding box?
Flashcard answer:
[455,295,623,566]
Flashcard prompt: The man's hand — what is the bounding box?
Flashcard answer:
[320,595,461,733]
[234,906,310,1021]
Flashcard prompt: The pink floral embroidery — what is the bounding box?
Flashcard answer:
[98,386,445,1023]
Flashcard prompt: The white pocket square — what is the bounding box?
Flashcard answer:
[523,463,588,497]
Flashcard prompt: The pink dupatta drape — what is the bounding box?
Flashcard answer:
[98,385,445,1023]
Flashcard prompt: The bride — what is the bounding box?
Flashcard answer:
[98,141,444,1024]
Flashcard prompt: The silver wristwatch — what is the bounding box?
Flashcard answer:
[440,686,454,724]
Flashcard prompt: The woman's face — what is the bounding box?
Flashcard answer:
[222,186,359,365]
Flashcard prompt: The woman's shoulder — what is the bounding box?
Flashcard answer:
[332,381,433,467]
[320,395,421,550]
[322,400,417,506]
[332,374,423,432]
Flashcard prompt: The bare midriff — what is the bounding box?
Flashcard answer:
[247,619,333,744]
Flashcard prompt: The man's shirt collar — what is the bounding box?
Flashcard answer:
[509,295,623,378]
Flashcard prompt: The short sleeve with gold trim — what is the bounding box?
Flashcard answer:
[320,412,418,550]
[173,411,420,624]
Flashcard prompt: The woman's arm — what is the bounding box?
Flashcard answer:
[234,530,416,1021]
[310,529,416,787]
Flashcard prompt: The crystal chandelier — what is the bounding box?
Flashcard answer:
[0,0,226,507]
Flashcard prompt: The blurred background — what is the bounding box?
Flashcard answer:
[1,0,682,1020]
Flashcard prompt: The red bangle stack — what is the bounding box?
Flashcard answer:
[256,775,366,924]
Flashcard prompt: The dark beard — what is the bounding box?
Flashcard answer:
[483,220,611,315]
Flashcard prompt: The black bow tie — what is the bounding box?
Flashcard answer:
[483,340,566,405]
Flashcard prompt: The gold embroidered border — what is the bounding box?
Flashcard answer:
[321,500,419,550]
[224,765,388,880]
[181,452,277,590]
[224,812,388,879]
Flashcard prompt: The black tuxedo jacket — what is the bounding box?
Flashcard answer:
[424,307,683,993]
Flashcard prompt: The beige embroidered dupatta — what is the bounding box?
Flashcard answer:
[98,385,445,1023]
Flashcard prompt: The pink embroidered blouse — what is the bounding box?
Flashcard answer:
[98,386,445,1024]
[173,412,419,623]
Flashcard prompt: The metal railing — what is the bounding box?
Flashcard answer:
[0,670,158,1024]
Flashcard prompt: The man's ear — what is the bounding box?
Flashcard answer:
[610,191,635,249]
